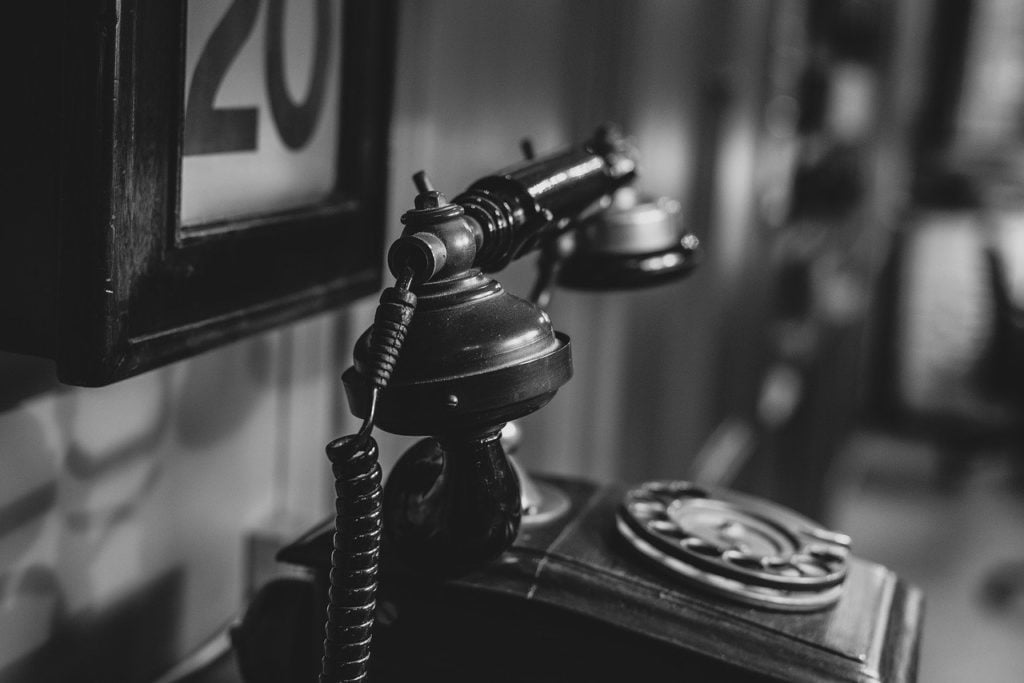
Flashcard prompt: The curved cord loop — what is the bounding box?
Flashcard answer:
[320,269,416,683]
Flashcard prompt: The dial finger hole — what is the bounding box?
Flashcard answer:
[680,538,720,557]
[808,544,847,565]
[774,564,803,577]
[629,501,664,517]
[795,563,828,577]
[672,484,707,498]
[648,519,683,536]
[791,555,828,577]
[650,492,684,508]
[722,550,763,570]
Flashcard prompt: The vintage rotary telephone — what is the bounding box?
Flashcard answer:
[233,127,921,683]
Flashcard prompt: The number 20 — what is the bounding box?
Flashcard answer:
[183,0,333,156]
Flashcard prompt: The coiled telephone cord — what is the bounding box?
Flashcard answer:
[320,271,416,683]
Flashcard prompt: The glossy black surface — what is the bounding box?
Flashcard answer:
[382,433,522,574]
[360,276,559,383]
[320,435,384,682]
[558,238,702,290]
[234,579,316,683]
[273,476,923,682]
[457,127,638,271]
[343,274,573,436]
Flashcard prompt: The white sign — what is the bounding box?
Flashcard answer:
[181,0,341,227]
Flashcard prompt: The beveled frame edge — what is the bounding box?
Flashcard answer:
[56,0,397,386]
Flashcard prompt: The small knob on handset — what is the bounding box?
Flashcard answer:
[386,171,477,284]
[412,169,436,194]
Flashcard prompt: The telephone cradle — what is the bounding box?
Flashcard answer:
[235,475,923,682]
[232,128,922,682]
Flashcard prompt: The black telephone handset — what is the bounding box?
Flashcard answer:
[233,127,921,683]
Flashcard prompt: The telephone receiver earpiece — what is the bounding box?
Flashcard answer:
[557,188,701,291]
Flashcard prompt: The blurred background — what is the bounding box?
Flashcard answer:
[3,0,1024,681]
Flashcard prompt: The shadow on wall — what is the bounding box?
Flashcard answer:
[0,336,276,682]
[174,339,273,448]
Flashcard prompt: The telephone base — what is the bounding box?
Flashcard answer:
[243,476,922,682]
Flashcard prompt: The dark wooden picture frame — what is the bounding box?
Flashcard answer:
[45,0,396,386]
